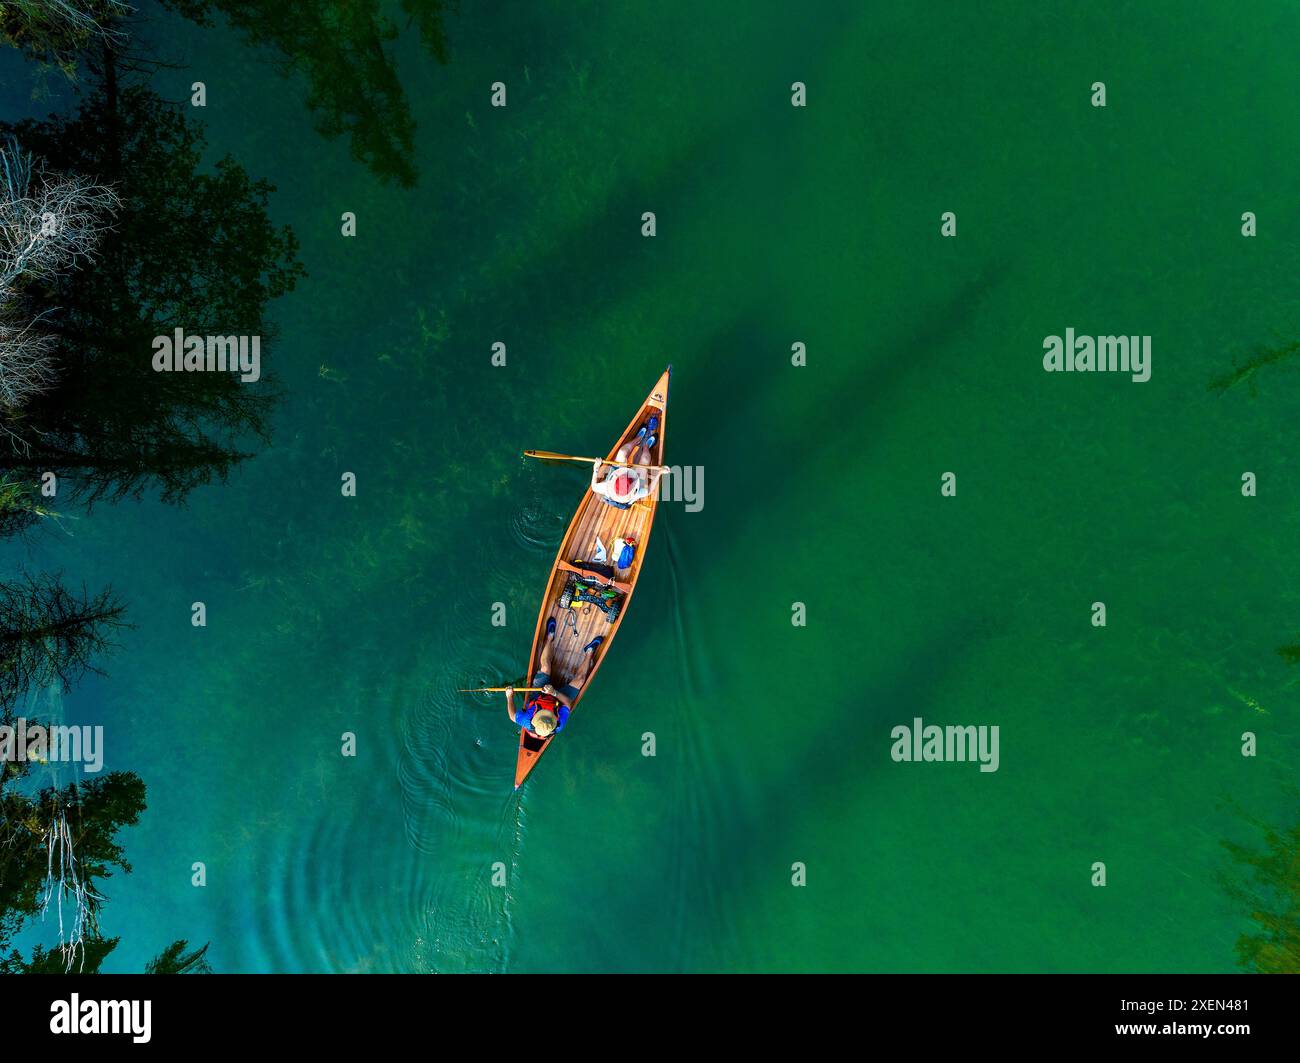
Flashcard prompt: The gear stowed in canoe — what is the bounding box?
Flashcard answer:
[477,367,671,790]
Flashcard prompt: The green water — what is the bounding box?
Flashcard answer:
[6,0,1300,971]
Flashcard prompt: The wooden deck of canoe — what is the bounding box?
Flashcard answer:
[515,367,671,789]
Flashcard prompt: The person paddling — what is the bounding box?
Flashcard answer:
[591,417,658,508]
[506,621,603,738]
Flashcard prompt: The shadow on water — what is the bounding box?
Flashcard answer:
[779,261,1011,473]
[667,261,1011,527]
[455,129,755,336]
[569,615,988,972]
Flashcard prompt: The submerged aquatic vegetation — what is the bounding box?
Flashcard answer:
[0,477,66,537]
[1208,339,1300,395]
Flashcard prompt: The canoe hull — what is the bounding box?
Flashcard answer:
[514,367,671,789]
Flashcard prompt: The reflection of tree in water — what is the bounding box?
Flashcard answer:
[0,573,210,973]
[1209,331,1300,971]
[1,55,304,506]
[0,575,123,971]
[0,572,126,720]
[3,2,455,185]
[0,137,119,417]
[1222,799,1300,974]
[161,0,455,187]
[0,0,312,974]
[0,0,129,74]
[0,27,301,971]
[1,771,146,972]
[1221,637,1300,972]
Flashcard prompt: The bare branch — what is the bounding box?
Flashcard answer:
[0,139,121,288]
[2,0,133,58]
[0,295,57,407]
[0,140,118,416]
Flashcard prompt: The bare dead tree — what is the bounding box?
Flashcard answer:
[0,1,132,68]
[0,138,120,288]
[40,802,104,971]
[0,139,117,422]
[0,301,57,407]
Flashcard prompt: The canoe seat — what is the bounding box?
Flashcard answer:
[557,560,633,594]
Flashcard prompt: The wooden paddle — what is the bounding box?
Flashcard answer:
[458,686,543,694]
[524,449,668,471]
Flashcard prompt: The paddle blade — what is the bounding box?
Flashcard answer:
[524,449,597,466]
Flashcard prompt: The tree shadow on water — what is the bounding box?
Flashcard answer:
[664,262,1011,532]
[576,616,986,971]
[159,0,455,188]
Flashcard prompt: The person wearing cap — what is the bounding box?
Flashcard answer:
[591,419,658,509]
[505,621,603,739]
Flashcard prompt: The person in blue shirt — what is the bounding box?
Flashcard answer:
[505,621,603,739]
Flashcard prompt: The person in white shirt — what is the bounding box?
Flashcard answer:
[591,418,658,509]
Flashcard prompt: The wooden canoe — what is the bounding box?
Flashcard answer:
[514,366,672,789]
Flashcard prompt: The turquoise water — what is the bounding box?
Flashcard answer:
[4,1,1299,971]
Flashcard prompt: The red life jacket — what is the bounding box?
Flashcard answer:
[526,692,559,718]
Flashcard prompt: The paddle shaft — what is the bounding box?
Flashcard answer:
[459,686,543,693]
[524,449,668,471]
